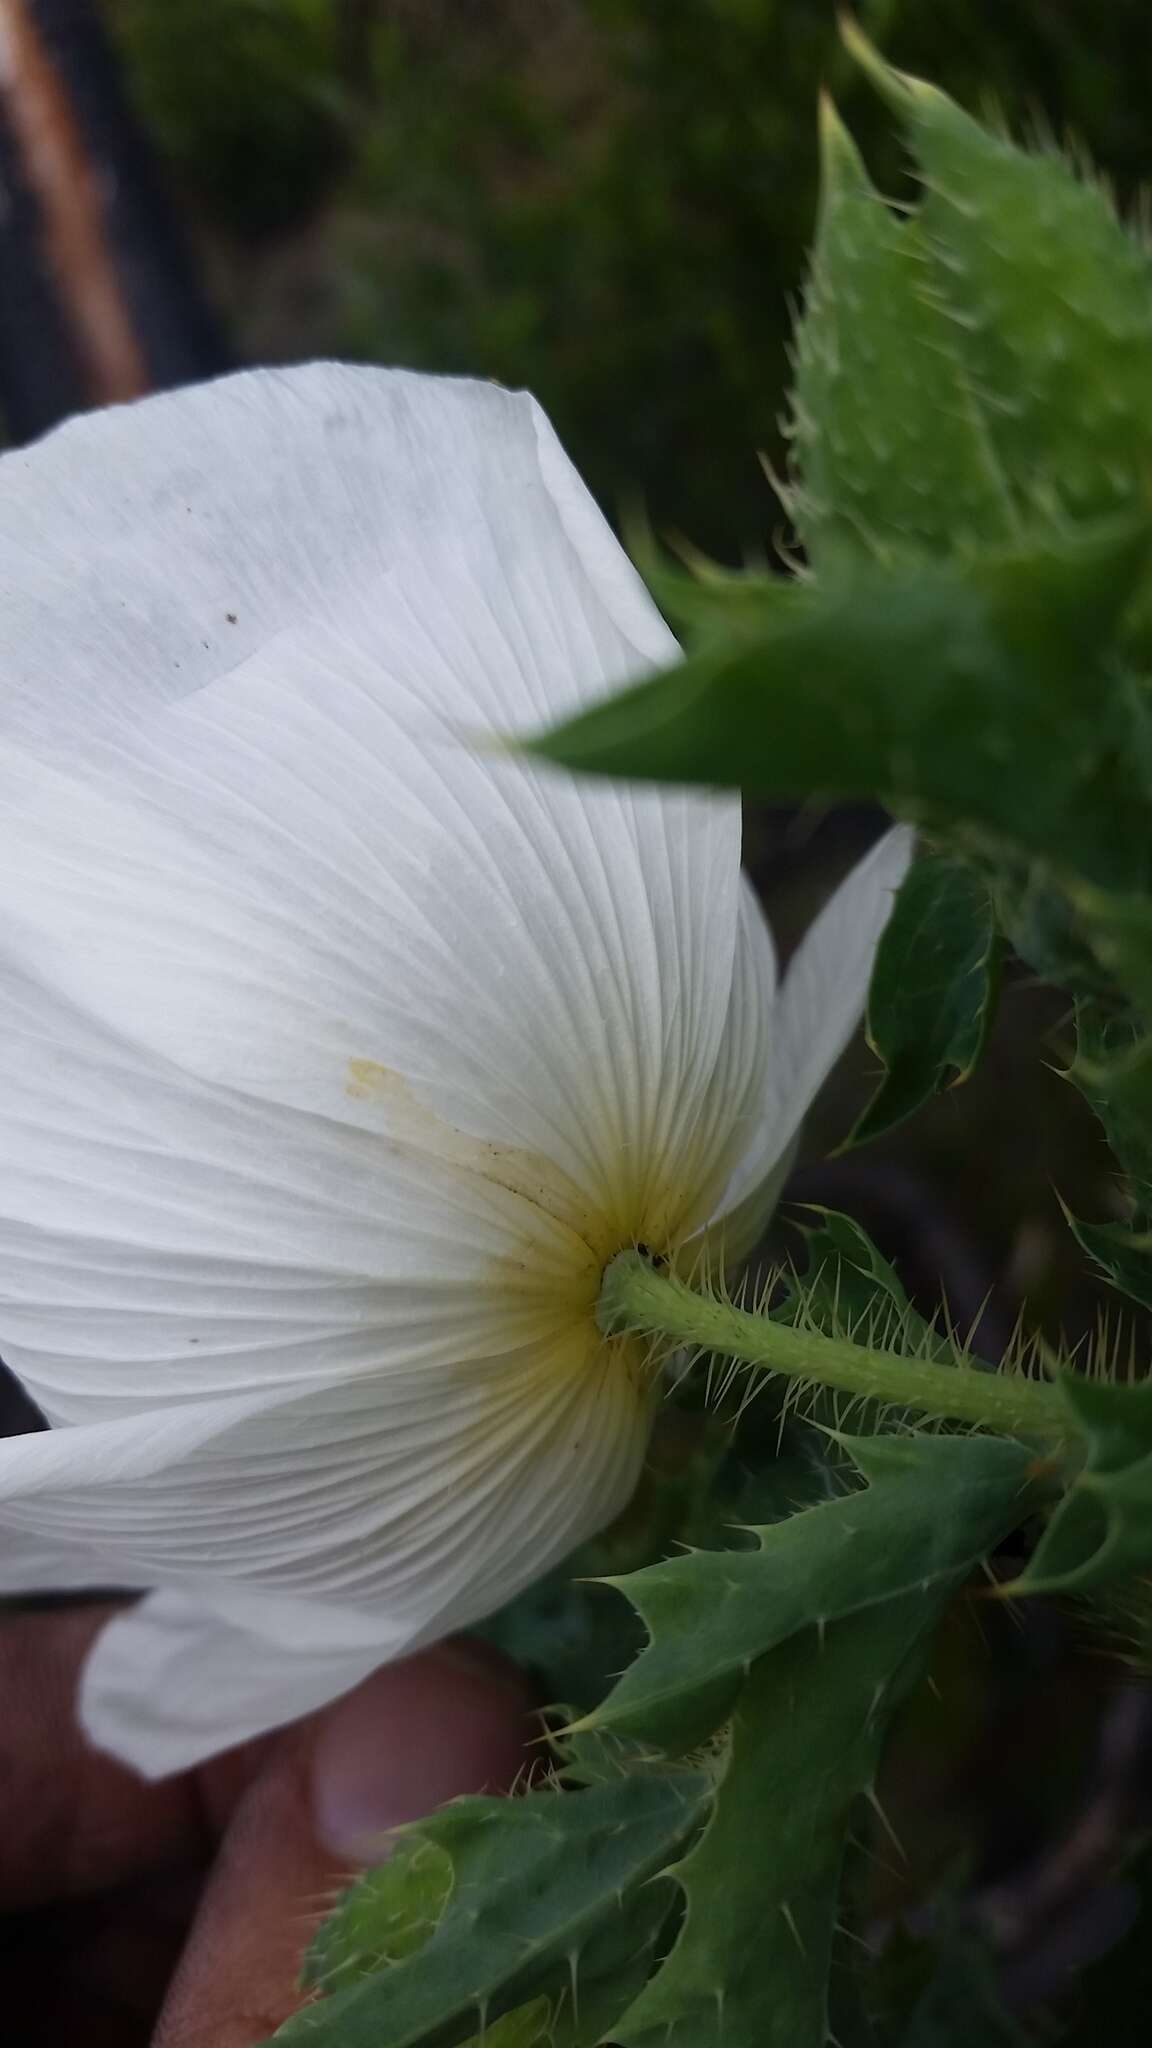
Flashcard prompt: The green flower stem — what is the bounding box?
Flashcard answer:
[599,1252,1073,1441]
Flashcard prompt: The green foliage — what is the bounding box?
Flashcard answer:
[270,1770,708,2046]
[1014,1373,1152,1594]
[526,523,1152,907]
[846,22,1152,525]
[509,44,1152,2038]
[847,854,1003,1147]
[113,0,346,239]
[276,1431,1033,2048]
[478,1390,836,1716]
[302,1835,452,1990]
[528,41,1152,1026]
[774,1206,950,1362]
[573,1433,1035,1750]
[790,100,1014,564]
[1065,1000,1152,1308]
[612,1598,946,2048]
[767,1208,979,1438]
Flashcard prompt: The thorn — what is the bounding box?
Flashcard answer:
[863,1782,907,1861]
[779,1900,808,1957]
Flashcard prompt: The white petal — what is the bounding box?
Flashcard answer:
[0,1528,140,1596]
[712,824,914,1234]
[80,1591,390,1778]
[0,367,675,756]
[0,964,601,1421]
[0,366,785,1768]
[0,367,753,1422]
[768,824,914,1159]
[0,1334,648,1771]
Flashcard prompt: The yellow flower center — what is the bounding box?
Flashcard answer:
[344,1053,727,1402]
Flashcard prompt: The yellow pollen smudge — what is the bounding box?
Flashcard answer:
[343,1055,700,1403]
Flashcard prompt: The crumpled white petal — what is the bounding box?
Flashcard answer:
[0,364,908,1773]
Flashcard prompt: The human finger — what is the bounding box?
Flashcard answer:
[0,1603,208,1909]
[152,1640,532,2048]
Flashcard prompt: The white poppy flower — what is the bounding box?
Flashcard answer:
[0,365,909,1777]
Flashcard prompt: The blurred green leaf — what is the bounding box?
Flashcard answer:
[526,521,1152,903]
[790,99,1013,563]
[847,855,1003,1147]
[115,0,346,238]
[844,22,1152,525]
[1070,1001,1152,1192]
[1064,1003,1152,1305]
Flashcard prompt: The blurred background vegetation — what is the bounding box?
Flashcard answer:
[107,0,1152,561]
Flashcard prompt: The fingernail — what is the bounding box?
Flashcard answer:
[310,1645,531,1862]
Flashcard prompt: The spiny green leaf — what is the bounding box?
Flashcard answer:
[613,1593,956,2048]
[790,97,1014,563]
[1065,1002,1152,1307]
[1069,999,1152,1190]
[267,1770,709,2048]
[847,854,1002,1147]
[1064,874,1152,1020]
[776,1206,943,1352]
[994,859,1118,996]
[574,1432,1036,1751]
[1013,1372,1152,1593]
[480,1399,754,1715]
[553,1720,671,1789]
[525,522,1152,901]
[844,22,1152,524]
[468,2008,552,2048]
[303,1834,452,1991]
[622,507,791,647]
[770,1207,957,1444]
[1070,1215,1152,1313]
[306,1833,551,2048]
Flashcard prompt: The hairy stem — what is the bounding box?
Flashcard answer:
[599,1252,1073,1441]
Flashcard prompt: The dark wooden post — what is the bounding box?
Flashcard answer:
[0,0,231,443]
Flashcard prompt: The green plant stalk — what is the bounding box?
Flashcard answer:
[600,1252,1072,1441]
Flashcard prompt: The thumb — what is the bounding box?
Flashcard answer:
[153,1642,533,2048]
